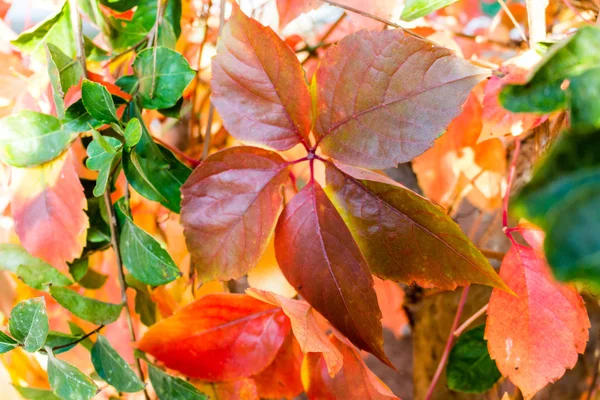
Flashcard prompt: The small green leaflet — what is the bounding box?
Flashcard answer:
[44,331,82,354]
[81,80,119,124]
[124,118,142,149]
[148,363,208,400]
[50,286,123,325]
[46,43,84,119]
[92,335,145,392]
[133,47,195,109]
[86,135,122,197]
[69,257,109,289]
[401,0,458,21]
[0,111,74,167]
[115,198,181,286]
[17,263,73,290]
[47,348,98,400]
[0,331,17,354]
[9,297,49,353]
[446,325,501,393]
[13,386,61,400]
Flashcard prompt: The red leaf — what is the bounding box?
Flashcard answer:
[138,293,291,380]
[485,244,590,399]
[303,335,398,400]
[180,147,291,282]
[10,151,88,271]
[252,333,303,399]
[274,181,391,367]
[312,29,489,169]
[324,162,509,291]
[211,4,312,150]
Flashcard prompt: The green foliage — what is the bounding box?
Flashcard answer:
[47,349,98,400]
[99,0,137,12]
[50,286,123,325]
[86,135,123,197]
[44,331,83,354]
[148,363,208,400]
[401,0,459,21]
[9,297,49,353]
[92,335,145,392]
[68,322,94,351]
[46,44,83,119]
[125,275,157,326]
[115,198,181,285]
[123,118,142,149]
[446,325,501,393]
[0,331,18,354]
[82,80,120,124]
[16,263,73,290]
[13,386,61,400]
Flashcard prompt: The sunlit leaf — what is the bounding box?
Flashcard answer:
[47,348,98,400]
[16,263,73,290]
[401,0,459,21]
[13,386,61,400]
[123,118,142,149]
[50,286,122,325]
[86,135,122,197]
[9,297,49,353]
[82,80,119,124]
[46,43,83,119]
[91,335,145,392]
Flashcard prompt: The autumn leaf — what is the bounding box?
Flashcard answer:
[195,378,259,400]
[374,278,409,339]
[211,4,312,150]
[181,146,291,282]
[324,162,509,291]
[485,237,590,399]
[247,238,297,298]
[10,151,88,271]
[302,335,398,400]
[274,180,391,367]
[276,0,319,28]
[138,293,291,380]
[312,29,489,169]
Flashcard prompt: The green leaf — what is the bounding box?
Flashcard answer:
[16,263,73,290]
[44,331,82,354]
[500,26,600,131]
[133,47,195,110]
[47,348,98,400]
[99,0,137,12]
[46,43,83,97]
[158,20,177,50]
[0,111,74,167]
[401,0,459,21]
[115,75,139,95]
[68,322,94,351]
[158,97,183,119]
[123,118,142,149]
[62,100,104,135]
[11,1,74,61]
[83,36,110,62]
[69,257,108,290]
[86,135,122,197]
[82,80,119,124]
[50,286,123,325]
[0,244,47,273]
[122,117,191,213]
[148,364,208,400]
[125,275,156,326]
[13,386,61,400]
[92,335,145,392]
[0,331,17,354]
[115,198,181,286]
[446,325,501,393]
[9,297,49,352]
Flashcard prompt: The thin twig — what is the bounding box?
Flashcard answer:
[454,304,488,337]
[424,286,471,400]
[497,0,529,44]
[53,325,105,351]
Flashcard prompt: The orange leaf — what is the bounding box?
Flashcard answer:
[374,278,409,339]
[485,243,590,399]
[138,293,291,380]
[194,378,259,400]
[10,151,88,271]
[302,335,398,400]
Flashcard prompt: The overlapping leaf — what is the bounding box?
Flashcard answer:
[274,181,391,366]
[138,293,291,380]
[211,4,312,150]
[50,286,123,325]
[181,147,291,282]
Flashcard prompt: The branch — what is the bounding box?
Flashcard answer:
[453,303,488,337]
[53,325,105,351]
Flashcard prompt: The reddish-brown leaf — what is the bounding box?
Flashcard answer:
[10,151,88,272]
[252,333,304,399]
[312,29,489,169]
[247,288,343,375]
[211,4,312,150]
[324,162,509,291]
[138,293,291,380]
[485,242,590,399]
[274,181,391,367]
[181,147,291,282]
[302,335,398,400]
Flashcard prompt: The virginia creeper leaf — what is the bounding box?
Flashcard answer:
[133,47,195,110]
[148,364,208,400]
[446,324,501,394]
[485,242,590,400]
[0,331,17,354]
[9,297,49,353]
[91,335,145,392]
[303,335,398,399]
[123,118,142,149]
[13,386,61,400]
[138,293,291,380]
[50,286,123,325]
[86,135,122,197]
[312,29,489,169]
[47,348,98,400]
[211,4,312,150]
[401,0,459,21]
[115,197,181,286]
[180,146,291,282]
[0,111,75,167]
[81,80,119,124]
[274,180,391,367]
[10,152,88,270]
[324,163,509,290]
